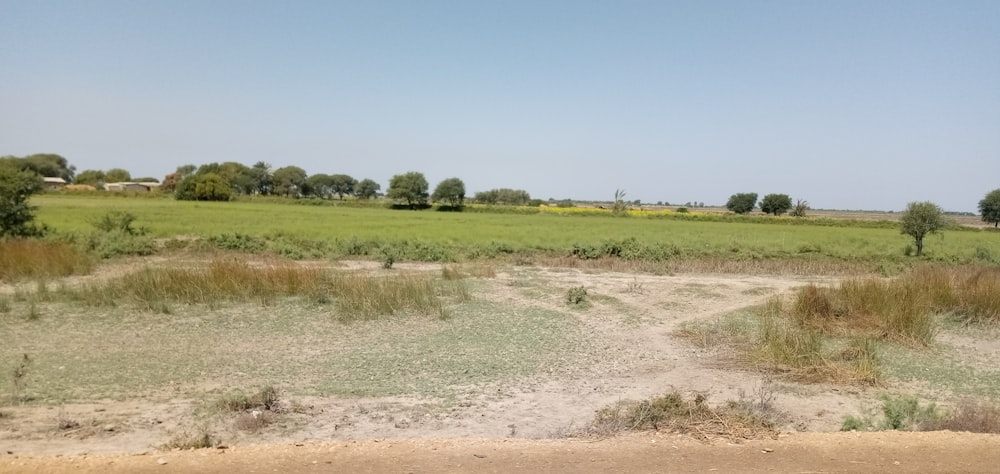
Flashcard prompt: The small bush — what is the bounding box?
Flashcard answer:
[89,210,142,234]
[566,286,588,306]
[841,394,942,431]
[589,391,776,440]
[208,233,266,253]
[380,247,396,269]
[928,400,1000,433]
[160,429,217,450]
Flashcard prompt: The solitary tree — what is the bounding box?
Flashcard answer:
[432,177,466,208]
[790,199,809,217]
[387,172,429,208]
[0,162,45,237]
[725,193,758,214]
[900,201,946,257]
[329,174,358,199]
[103,168,132,183]
[760,194,793,216]
[979,189,1000,228]
[355,179,381,199]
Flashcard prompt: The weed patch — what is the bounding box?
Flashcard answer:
[0,239,93,281]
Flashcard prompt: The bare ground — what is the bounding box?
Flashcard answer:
[3,261,1000,471]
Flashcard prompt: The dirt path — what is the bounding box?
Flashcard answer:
[5,431,999,473]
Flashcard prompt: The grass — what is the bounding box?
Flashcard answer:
[0,239,93,281]
[588,390,778,440]
[0,281,585,402]
[31,194,1000,266]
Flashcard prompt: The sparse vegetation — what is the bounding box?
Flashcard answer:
[10,354,31,405]
[841,394,943,431]
[565,286,588,306]
[588,390,777,440]
[0,239,93,281]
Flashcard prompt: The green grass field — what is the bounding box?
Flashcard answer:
[32,194,1000,265]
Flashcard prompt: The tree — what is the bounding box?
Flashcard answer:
[979,189,1000,228]
[161,172,182,192]
[355,178,381,199]
[104,168,132,183]
[790,199,809,217]
[176,164,197,177]
[74,169,106,188]
[193,173,233,201]
[474,188,532,206]
[329,174,358,199]
[0,162,45,237]
[249,161,273,195]
[725,193,758,214]
[759,194,793,216]
[387,172,429,208]
[900,201,946,257]
[272,166,307,197]
[432,177,466,208]
[307,173,334,199]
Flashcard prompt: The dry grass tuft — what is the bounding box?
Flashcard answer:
[0,239,93,281]
[927,400,1000,433]
[588,391,777,441]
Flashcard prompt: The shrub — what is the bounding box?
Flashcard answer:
[89,210,142,234]
[589,391,776,439]
[566,286,588,305]
[208,233,267,253]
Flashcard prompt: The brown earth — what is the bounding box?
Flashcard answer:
[3,261,1000,472]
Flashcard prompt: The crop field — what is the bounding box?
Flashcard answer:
[30,194,1000,266]
[2,193,1000,458]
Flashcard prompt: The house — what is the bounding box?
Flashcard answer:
[43,177,67,189]
[104,182,161,192]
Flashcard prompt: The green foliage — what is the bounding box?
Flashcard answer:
[387,172,429,209]
[271,166,308,197]
[103,168,132,183]
[726,192,758,214]
[355,178,381,199]
[474,188,532,206]
[208,233,267,253]
[86,210,154,258]
[760,194,793,216]
[431,177,466,208]
[329,174,357,199]
[841,395,943,431]
[566,286,588,305]
[0,162,46,237]
[176,173,233,201]
[0,154,75,181]
[73,169,105,188]
[900,201,946,257]
[979,189,1000,228]
[89,210,141,234]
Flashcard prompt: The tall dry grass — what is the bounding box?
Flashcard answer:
[0,239,93,281]
[68,260,462,320]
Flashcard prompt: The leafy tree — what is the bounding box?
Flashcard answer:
[272,166,308,197]
[474,188,532,206]
[307,173,334,199]
[329,174,357,199]
[900,201,946,257]
[759,193,793,216]
[104,168,132,183]
[979,189,1000,228]
[74,169,106,188]
[249,161,273,195]
[210,162,253,194]
[0,162,45,237]
[387,172,429,208]
[432,177,466,208]
[176,164,197,177]
[0,154,76,181]
[193,173,233,201]
[725,193,758,214]
[355,178,381,199]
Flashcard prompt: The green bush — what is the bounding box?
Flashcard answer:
[566,286,588,305]
[208,233,267,253]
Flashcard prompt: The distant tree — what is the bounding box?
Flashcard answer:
[307,173,335,199]
[74,169,106,188]
[979,189,1000,228]
[161,172,182,192]
[725,193,758,214]
[104,168,132,183]
[133,177,159,183]
[355,178,381,199]
[329,174,358,199]
[213,162,253,194]
[0,162,46,237]
[900,201,946,257]
[474,188,532,206]
[272,166,308,197]
[432,177,466,208]
[790,199,809,217]
[612,189,628,215]
[387,172,429,208]
[759,194,793,216]
[193,173,232,201]
[0,153,76,181]
[176,164,197,177]
[249,161,273,195]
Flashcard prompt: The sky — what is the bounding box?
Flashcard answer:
[1,1,998,212]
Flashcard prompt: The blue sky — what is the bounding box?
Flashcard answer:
[2,1,997,211]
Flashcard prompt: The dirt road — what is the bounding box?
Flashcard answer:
[5,431,999,473]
